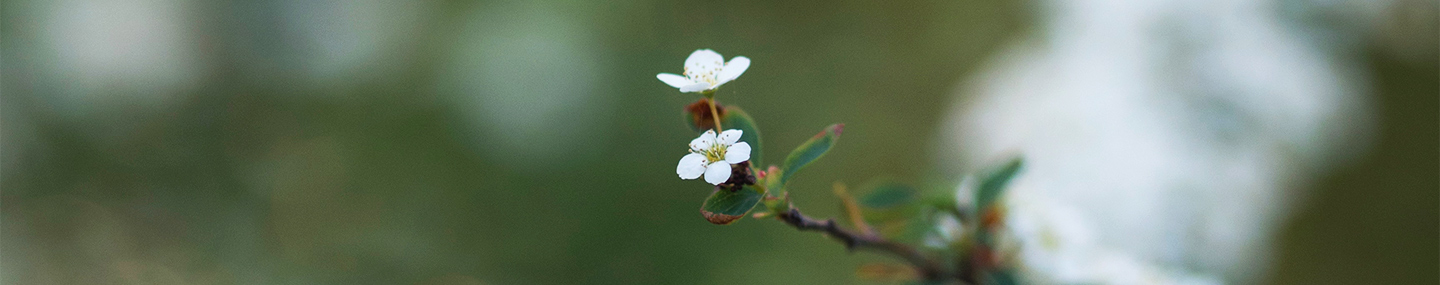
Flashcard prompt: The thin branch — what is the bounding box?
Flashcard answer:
[777,207,947,281]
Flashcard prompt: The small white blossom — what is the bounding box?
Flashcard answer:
[656,49,751,93]
[676,129,751,185]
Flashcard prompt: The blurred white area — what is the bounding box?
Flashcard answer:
[1,0,202,191]
[1003,190,1222,285]
[941,0,1402,283]
[36,0,202,114]
[281,0,434,85]
[438,2,611,170]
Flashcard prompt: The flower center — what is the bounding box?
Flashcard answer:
[683,61,724,86]
[698,143,728,163]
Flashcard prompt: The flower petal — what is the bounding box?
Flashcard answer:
[684,49,724,71]
[677,153,709,179]
[679,83,711,93]
[703,161,732,185]
[656,73,692,88]
[716,129,743,145]
[725,142,751,164]
[690,130,716,151]
[718,56,750,84]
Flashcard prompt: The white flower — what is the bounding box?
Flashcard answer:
[676,129,752,185]
[656,49,751,93]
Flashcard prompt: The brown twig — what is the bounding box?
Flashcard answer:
[777,207,947,281]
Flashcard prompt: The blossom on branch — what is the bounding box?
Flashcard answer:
[677,129,751,185]
[656,49,750,93]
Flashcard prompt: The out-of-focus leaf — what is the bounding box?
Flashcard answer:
[721,107,763,167]
[762,194,789,215]
[859,182,920,209]
[894,207,940,244]
[856,181,925,230]
[985,270,1021,285]
[778,124,843,186]
[701,185,763,225]
[974,157,1023,212]
[833,182,876,235]
[864,204,939,244]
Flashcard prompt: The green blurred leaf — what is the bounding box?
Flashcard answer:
[778,124,844,186]
[985,270,1021,285]
[887,206,941,244]
[856,181,927,235]
[701,186,764,225]
[974,157,1024,212]
[762,195,788,215]
[859,182,920,209]
[722,107,763,167]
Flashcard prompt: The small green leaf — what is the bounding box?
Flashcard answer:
[722,107,763,167]
[701,185,764,225]
[859,182,920,209]
[985,270,1021,285]
[778,124,843,186]
[762,194,789,215]
[974,157,1024,211]
[875,205,937,244]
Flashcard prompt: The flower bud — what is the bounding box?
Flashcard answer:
[716,161,755,192]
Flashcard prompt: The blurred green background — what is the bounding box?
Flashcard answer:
[0,0,1434,284]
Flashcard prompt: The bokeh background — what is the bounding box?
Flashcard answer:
[0,0,1434,284]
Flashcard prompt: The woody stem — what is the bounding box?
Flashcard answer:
[776,207,950,281]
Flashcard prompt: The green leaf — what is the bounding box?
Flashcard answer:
[859,182,920,209]
[722,107,763,167]
[985,270,1021,285]
[763,167,783,194]
[701,185,764,225]
[856,181,922,227]
[974,157,1024,211]
[762,194,789,216]
[874,205,937,244]
[778,124,844,186]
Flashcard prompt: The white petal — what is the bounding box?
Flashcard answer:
[716,129,743,145]
[725,142,751,164]
[689,130,716,151]
[656,73,692,88]
[718,56,750,84]
[684,49,724,70]
[679,83,711,93]
[703,162,732,185]
[677,153,709,179]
